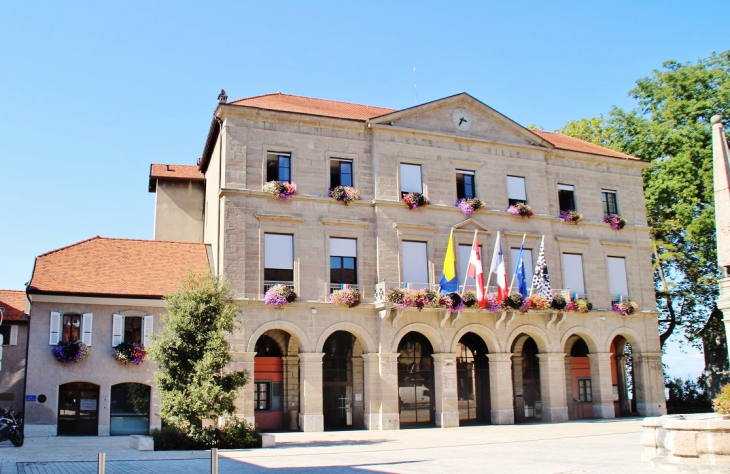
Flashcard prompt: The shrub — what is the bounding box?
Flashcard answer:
[151,418,262,450]
[713,383,730,415]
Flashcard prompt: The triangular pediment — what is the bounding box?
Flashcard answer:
[370,93,551,149]
[452,217,490,234]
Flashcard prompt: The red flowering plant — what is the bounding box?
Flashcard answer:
[113,342,147,365]
[603,214,627,230]
[402,192,430,210]
[565,298,593,313]
[263,181,297,200]
[329,186,361,205]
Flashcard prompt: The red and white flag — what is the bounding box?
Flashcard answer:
[466,231,486,309]
[489,232,509,303]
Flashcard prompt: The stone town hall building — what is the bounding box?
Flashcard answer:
[151,92,666,431]
[17,91,667,436]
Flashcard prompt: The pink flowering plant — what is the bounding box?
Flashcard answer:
[457,198,485,215]
[604,214,627,230]
[507,203,534,218]
[52,341,89,363]
[329,288,362,308]
[484,293,501,312]
[402,192,430,210]
[613,301,638,317]
[329,186,361,205]
[525,294,551,311]
[560,210,584,224]
[439,293,464,313]
[113,342,146,365]
[263,181,297,200]
[264,284,297,308]
[566,298,593,313]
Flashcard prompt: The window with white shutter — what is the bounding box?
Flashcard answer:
[49,311,61,345]
[264,233,294,286]
[9,325,18,346]
[400,163,423,196]
[562,253,586,296]
[507,176,527,205]
[607,257,629,299]
[112,314,124,347]
[402,241,429,289]
[81,313,93,346]
[143,315,154,347]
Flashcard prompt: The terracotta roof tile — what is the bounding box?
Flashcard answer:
[28,237,211,298]
[149,164,204,192]
[0,290,27,322]
[228,93,396,121]
[533,130,639,160]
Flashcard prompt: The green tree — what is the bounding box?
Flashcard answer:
[559,51,730,390]
[148,271,248,439]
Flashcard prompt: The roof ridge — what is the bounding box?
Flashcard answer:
[230,92,395,111]
[150,163,200,168]
[36,236,103,258]
[535,130,636,160]
[0,289,25,294]
[37,236,209,259]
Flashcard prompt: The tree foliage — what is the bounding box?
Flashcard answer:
[560,51,730,354]
[148,271,248,438]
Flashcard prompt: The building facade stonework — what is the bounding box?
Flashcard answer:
[150,92,667,431]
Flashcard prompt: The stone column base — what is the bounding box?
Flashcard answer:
[542,406,569,422]
[381,412,400,430]
[299,414,324,432]
[491,408,515,425]
[638,402,667,417]
[592,403,615,419]
[435,410,459,428]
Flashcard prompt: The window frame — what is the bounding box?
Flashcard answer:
[562,253,586,296]
[401,240,429,288]
[61,314,81,343]
[330,238,358,287]
[557,184,576,212]
[254,381,272,411]
[507,175,527,206]
[455,169,476,200]
[330,158,354,189]
[602,189,618,215]
[399,163,423,197]
[577,378,592,402]
[266,151,292,183]
[264,233,294,285]
[123,316,142,345]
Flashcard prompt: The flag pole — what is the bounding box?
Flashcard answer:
[509,233,526,292]
[484,231,497,292]
[460,229,476,296]
[529,235,545,297]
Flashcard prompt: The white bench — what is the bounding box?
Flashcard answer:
[130,435,154,451]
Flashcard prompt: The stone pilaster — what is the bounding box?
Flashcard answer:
[298,352,324,432]
[564,356,574,419]
[615,355,631,414]
[486,353,514,424]
[511,355,524,422]
[432,353,459,428]
[588,352,616,419]
[378,352,401,430]
[362,353,382,430]
[232,351,256,425]
[282,355,300,429]
[537,353,569,422]
[633,352,667,416]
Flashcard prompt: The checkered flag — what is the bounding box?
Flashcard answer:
[532,238,552,300]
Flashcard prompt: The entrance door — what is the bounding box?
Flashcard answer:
[456,333,490,424]
[323,331,354,430]
[58,382,100,436]
[522,338,541,420]
[398,332,435,426]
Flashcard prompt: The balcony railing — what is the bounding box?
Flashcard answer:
[264,280,295,293]
[374,282,576,304]
[329,283,361,294]
[610,295,631,305]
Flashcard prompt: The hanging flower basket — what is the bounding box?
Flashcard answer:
[462,291,478,308]
[113,342,146,365]
[264,284,297,308]
[52,341,89,364]
[507,203,534,218]
[402,192,430,210]
[603,214,626,230]
[560,210,584,224]
[522,294,551,312]
[502,292,524,310]
[439,293,464,313]
[263,181,297,200]
[566,298,593,313]
[329,288,362,308]
[484,293,501,312]
[550,294,567,310]
[613,301,638,317]
[329,186,361,205]
[457,198,485,215]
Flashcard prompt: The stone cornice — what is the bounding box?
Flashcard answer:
[555,235,590,245]
[254,212,305,223]
[600,239,633,248]
[321,217,369,227]
[393,222,437,233]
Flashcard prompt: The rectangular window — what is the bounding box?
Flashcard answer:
[330,238,357,286]
[507,176,527,206]
[602,190,618,215]
[456,170,475,200]
[254,382,271,411]
[607,256,629,299]
[264,233,294,284]
[400,163,423,196]
[510,248,534,280]
[558,184,576,212]
[330,159,353,188]
[562,253,586,296]
[578,379,592,402]
[266,152,291,182]
[402,241,429,288]
[124,317,142,345]
[458,244,483,290]
[0,326,10,346]
[62,314,81,343]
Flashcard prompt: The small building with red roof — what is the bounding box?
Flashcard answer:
[0,289,29,413]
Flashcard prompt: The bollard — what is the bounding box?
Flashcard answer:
[98,453,106,474]
[211,447,218,474]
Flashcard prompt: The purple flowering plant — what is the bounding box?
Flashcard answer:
[507,203,534,218]
[263,181,297,200]
[402,192,430,210]
[52,341,90,363]
[457,198,485,215]
[264,284,297,308]
[113,342,146,365]
[612,301,638,317]
[603,214,627,230]
[329,186,361,205]
[560,210,584,224]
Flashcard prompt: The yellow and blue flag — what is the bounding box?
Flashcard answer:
[439,230,459,294]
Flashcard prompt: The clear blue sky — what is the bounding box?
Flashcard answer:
[1,1,727,378]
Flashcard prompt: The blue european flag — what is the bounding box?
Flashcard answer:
[516,244,528,297]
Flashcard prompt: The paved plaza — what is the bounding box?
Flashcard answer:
[0,419,657,474]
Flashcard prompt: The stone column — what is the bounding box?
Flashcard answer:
[537,353,569,422]
[298,352,324,432]
[511,355,525,422]
[615,355,631,414]
[564,356,574,419]
[588,352,616,419]
[362,353,381,430]
[633,352,667,416]
[282,355,299,429]
[378,352,401,430]
[232,351,257,425]
[486,353,514,424]
[432,353,459,428]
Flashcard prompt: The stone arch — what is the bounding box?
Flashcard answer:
[246,320,310,353]
[604,327,645,353]
[390,323,445,353]
[506,325,551,353]
[560,326,601,354]
[449,324,502,353]
[316,322,376,354]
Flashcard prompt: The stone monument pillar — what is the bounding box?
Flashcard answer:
[712,115,730,363]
